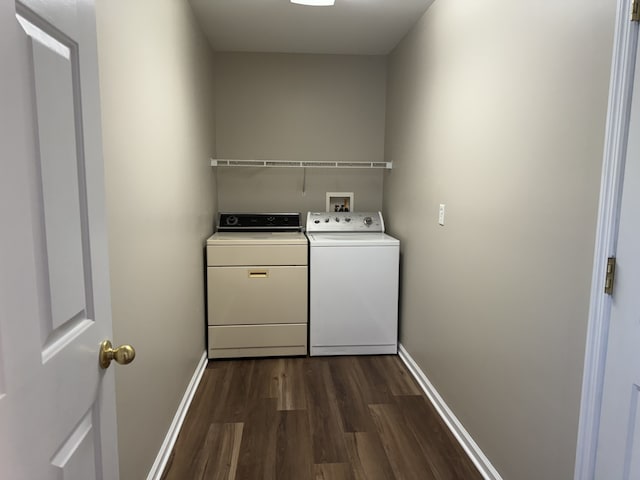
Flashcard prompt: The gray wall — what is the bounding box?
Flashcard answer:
[214,53,386,214]
[95,1,217,478]
[383,1,615,479]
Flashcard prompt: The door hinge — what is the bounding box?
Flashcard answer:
[632,0,640,22]
[604,257,616,295]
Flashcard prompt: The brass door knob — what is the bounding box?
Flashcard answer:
[99,340,136,369]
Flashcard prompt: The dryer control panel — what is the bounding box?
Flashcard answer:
[217,212,302,232]
[306,211,385,233]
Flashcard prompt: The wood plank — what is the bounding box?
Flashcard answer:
[184,361,231,424]
[205,422,244,480]
[305,358,348,463]
[269,357,307,410]
[344,432,397,480]
[351,356,394,404]
[313,462,354,480]
[161,364,232,479]
[165,423,213,479]
[371,355,422,396]
[329,358,377,433]
[275,410,313,479]
[328,356,395,404]
[369,403,437,479]
[395,395,483,480]
[234,398,278,480]
[162,422,243,480]
[212,359,257,423]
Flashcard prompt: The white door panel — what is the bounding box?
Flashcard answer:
[0,0,119,478]
[17,10,93,359]
[595,31,640,479]
[29,22,88,333]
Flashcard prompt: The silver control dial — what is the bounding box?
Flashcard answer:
[363,216,373,226]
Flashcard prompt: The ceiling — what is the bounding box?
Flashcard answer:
[188,0,435,55]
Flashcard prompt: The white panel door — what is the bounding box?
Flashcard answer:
[0,0,119,479]
[595,35,640,479]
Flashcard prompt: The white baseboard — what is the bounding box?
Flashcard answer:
[146,351,208,480]
[398,344,502,480]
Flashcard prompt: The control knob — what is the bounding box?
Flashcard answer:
[363,216,373,226]
[226,215,238,226]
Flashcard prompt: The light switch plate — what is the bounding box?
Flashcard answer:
[438,204,445,226]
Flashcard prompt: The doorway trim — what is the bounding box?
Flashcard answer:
[574,0,639,477]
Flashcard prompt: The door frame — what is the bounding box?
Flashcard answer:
[574,0,639,477]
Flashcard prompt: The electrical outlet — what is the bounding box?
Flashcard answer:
[438,204,445,226]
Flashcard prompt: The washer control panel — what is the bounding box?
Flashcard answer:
[306,211,385,233]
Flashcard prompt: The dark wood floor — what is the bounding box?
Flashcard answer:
[161,355,482,480]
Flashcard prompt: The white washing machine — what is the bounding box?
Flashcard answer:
[306,211,399,356]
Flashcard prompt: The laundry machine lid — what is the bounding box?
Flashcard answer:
[307,232,399,246]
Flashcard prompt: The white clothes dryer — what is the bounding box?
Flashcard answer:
[306,211,399,356]
[206,213,308,359]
